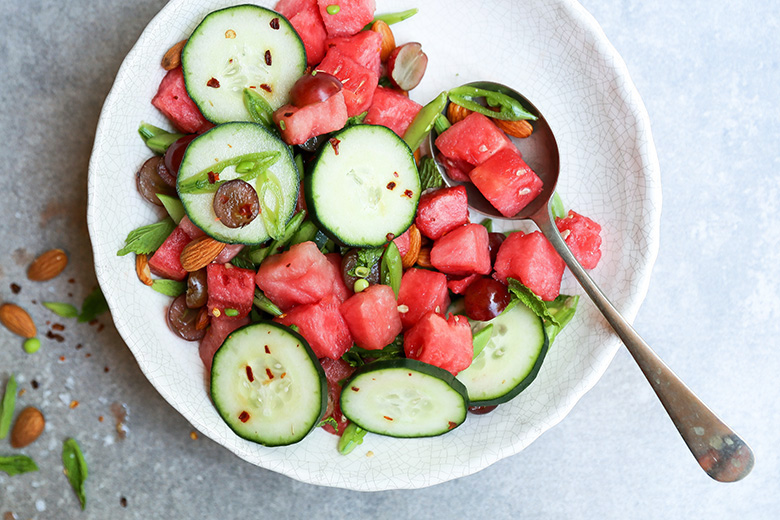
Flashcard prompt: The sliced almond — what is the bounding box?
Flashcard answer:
[11,406,45,448]
[136,254,153,286]
[0,303,36,338]
[401,224,422,269]
[371,20,396,62]
[180,237,226,272]
[493,118,534,138]
[27,249,68,281]
[416,247,433,268]
[446,103,472,125]
[161,39,187,71]
[195,307,211,331]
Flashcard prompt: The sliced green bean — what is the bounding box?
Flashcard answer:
[288,220,320,246]
[380,242,403,298]
[254,289,283,317]
[449,86,537,121]
[144,130,185,155]
[371,8,419,26]
[243,88,274,128]
[433,113,451,135]
[403,91,448,152]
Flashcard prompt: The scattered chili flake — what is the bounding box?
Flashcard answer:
[270,17,280,29]
[393,171,399,178]
[246,365,254,382]
[403,189,414,198]
[448,421,457,429]
[52,323,65,331]
[173,95,179,100]
[85,353,92,358]
[207,77,221,88]
[260,83,272,93]
[68,278,75,284]
[59,355,65,362]
[329,137,340,155]
[75,343,83,350]
[264,50,272,66]
[69,400,79,409]
[120,497,128,508]
[284,112,293,117]
[208,171,220,184]
[386,233,395,241]
[238,204,253,218]
[383,416,394,421]
[31,299,37,304]
[31,379,39,389]
[386,181,397,190]
[98,416,104,422]
[280,372,286,379]
[239,411,250,423]
[104,366,110,373]
[264,345,270,354]
[190,431,198,440]
[351,386,360,392]
[10,283,21,294]
[265,368,274,380]
[17,389,25,397]
[97,323,105,333]
[89,319,98,326]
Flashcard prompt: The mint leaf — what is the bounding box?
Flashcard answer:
[151,280,185,297]
[544,294,579,344]
[344,111,367,127]
[78,287,108,323]
[230,250,256,270]
[551,192,566,220]
[316,417,339,432]
[62,438,88,510]
[0,455,39,476]
[0,374,17,439]
[117,218,176,256]
[338,423,367,455]
[418,156,444,190]
[253,289,282,317]
[506,278,560,326]
[43,301,79,318]
[342,338,404,367]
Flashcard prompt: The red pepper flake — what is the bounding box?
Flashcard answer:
[59,355,66,362]
[284,112,293,117]
[386,181,396,190]
[264,345,270,354]
[89,319,98,326]
[208,171,219,184]
[239,411,250,423]
[351,386,360,392]
[104,366,110,373]
[403,189,414,198]
[329,137,340,155]
[98,416,104,422]
[408,373,412,376]
[448,421,457,429]
[260,83,272,93]
[238,204,253,218]
[246,365,255,382]
[280,372,286,378]
[265,368,274,380]
[264,50,272,66]
[270,17,280,29]
[47,331,65,342]
[31,380,39,389]
[97,323,105,333]
[52,323,65,331]
[75,343,83,350]
[69,400,79,409]
[207,77,220,88]
[386,233,395,241]
[68,278,75,284]
[383,416,394,421]
[393,171,399,178]
[10,283,21,294]
[85,353,92,358]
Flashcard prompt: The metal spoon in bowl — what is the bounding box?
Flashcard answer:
[428,81,754,482]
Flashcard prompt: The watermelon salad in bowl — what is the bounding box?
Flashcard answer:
[87,0,661,490]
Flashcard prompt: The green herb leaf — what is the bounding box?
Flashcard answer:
[346,247,384,278]
[550,192,566,220]
[151,280,186,297]
[43,301,79,318]
[506,278,560,326]
[419,156,444,190]
[342,339,404,367]
[253,289,282,317]
[230,250,256,270]
[62,438,88,510]
[117,218,176,256]
[0,375,17,439]
[288,324,300,333]
[377,76,393,88]
[344,111,367,127]
[316,417,339,432]
[338,423,367,455]
[0,455,39,476]
[156,194,186,224]
[479,218,493,233]
[471,324,494,358]
[544,294,579,344]
[78,287,108,323]
[380,241,402,298]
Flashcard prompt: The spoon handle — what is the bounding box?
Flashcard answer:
[534,210,754,482]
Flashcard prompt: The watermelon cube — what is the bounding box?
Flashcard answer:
[469,148,543,217]
[319,357,356,435]
[275,0,329,65]
[255,241,337,310]
[273,90,349,145]
[340,284,402,350]
[148,226,191,281]
[434,112,514,166]
[414,185,470,240]
[152,67,211,134]
[493,231,565,301]
[430,223,491,276]
[555,210,602,269]
[199,315,250,371]
[275,294,353,359]
[317,0,376,38]
[364,86,423,137]
[436,153,472,182]
[325,30,382,76]
[396,268,450,330]
[392,226,411,257]
[447,273,480,295]
[325,252,352,302]
[316,48,379,117]
[206,263,256,320]
[403,312,472,375]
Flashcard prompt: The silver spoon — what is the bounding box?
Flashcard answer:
[429,81,754,482]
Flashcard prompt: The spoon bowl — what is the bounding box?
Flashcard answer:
[429,82,755,483]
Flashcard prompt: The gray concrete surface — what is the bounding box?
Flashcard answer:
[0,0,778,518]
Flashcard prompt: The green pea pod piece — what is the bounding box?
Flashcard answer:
[0,374,17,439]
[433,113,451,135]
[448,86,537,121]
[338,422,367,455]
[254,289,283,317]
[550,192,566,220]
[145,132,185,155]
[243,88,275,128]
[363,8,419,29]
[380,241,403,298]
[138,122,168,141]
[288,220,320,246]
[155,194,186,224]
[403,91,449,152]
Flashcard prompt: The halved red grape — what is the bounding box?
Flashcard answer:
[464,277,512,322]
[186,269,208,309]
[212,179,260,228]
[136,156,176,206]
[167,294,207,341]
[488,232,506,266]
[468,405,498,415]
[164,133,198,177]
[341,248,380,289]
[386,43,428,91]
[289,72,342,107]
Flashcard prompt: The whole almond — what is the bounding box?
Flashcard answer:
[161,39,187,71]
[416,247,433,268]
[27,249,68,281]
[371,20,396,62]
[136,254,153,286]
[446,102,472,125]
[11,406,45,448]
[180,237,226,272]
[0,303,36,338]
[401,225,422,269]
[493,118,534,138]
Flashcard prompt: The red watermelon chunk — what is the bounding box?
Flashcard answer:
[556,210,602,269]
[447,274,480,295]
[326,30,382,76]
[436,153,472,183]
[316,48,379,117]
[404,312,472,375]
[430,224,491,276]
[273,90,348,145]
[152,67,210,134]
[275,294,353,359]
[319,357,356,435]
[199,315,250,372]
[434,112,514,166]
[493,231,565,301]
[340,284,402,350]
[469,148,543,217]
[414,185,470,240]
[148,226,191,281]
[364,86,422,137]
[396,268,450,330]
[255,241,337,310]
[178,215,206,239]
[325,252,352,302]
[274,0,315,16]
[275,0,328,65]
[317,0,376,38]
[393,227,411,257]
[206,263,256,320]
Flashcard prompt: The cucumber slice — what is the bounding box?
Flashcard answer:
[182,5,306,123]
[210,322,326,447]
[305,125,420,247]
[177,122,299,244]
[456,300,549,406]
[340,359,468,438]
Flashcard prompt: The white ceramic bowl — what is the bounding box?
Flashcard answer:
[88,0,661,490]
